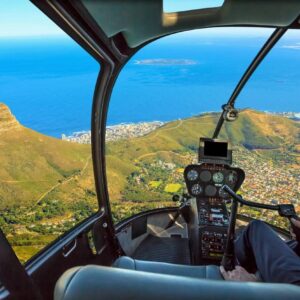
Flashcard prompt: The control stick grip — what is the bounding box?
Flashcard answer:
[278,204,300,242]
[289,215,300,243]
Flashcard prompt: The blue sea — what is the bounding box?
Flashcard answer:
[0,29,300,137]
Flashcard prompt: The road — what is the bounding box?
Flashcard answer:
[35,155,91,204]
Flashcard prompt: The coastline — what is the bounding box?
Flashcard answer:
[62,121,164,144]
[61,111,300,144]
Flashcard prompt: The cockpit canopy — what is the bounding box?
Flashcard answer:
[80,0,300,47]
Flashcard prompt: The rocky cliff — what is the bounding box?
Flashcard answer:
[0,103,20,133]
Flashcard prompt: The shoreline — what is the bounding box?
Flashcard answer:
[62,121,165,144]
[61,110,300,144]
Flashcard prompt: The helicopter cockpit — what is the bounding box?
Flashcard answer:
[112,129,298,274]
[1,1,300,300]
[184,138,243,264]
[55,132,300,300]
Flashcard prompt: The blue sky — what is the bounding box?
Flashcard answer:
[164,0,224,12]
[0,0,63,37]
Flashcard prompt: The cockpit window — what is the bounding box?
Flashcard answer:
[228,29,300,229]
[164,0,225,13]
[0,1,99,263]
[237,29,300,112]
[106,27,273,223]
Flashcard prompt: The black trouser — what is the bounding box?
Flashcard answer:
[235,220,300,285]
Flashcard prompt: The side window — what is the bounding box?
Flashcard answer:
[106,28,272,223]
[230,29,300,229]
[0,1,99,263]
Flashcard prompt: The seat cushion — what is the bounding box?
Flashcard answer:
[113,256,223,280]
[55,265,300,300]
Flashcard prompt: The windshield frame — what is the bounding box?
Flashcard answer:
[212,27,287,139]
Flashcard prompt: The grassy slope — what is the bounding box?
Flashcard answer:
[0,109,299,209]
[106,110,300,201]
[0,125,93,209]
[0,108,299,262]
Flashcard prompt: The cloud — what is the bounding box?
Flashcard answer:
[134,59,198,66]
[281,42,300,50]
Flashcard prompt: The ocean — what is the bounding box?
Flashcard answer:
[0,29,300,137]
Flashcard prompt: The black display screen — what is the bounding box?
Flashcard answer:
[204,141,228,157]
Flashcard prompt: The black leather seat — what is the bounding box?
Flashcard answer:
[113,256,223,280]
[54,264,300,300]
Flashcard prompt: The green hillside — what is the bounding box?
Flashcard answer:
[0,103,299,262]
[0,104,97,262]
[106,109,300,206]
[0,104,96,207]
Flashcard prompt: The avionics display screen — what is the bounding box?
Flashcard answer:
[204,141,228,157]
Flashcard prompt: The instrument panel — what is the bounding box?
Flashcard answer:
[184,161,245,262]
[184,163,245,199]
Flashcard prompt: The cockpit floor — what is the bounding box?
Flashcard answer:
[132,235,191,265]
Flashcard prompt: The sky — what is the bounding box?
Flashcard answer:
[0,0,64,37]
[164,0,224,12]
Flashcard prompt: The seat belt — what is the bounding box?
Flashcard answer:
[0,229,42,300]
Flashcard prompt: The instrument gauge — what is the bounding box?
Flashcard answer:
[191,184,203,196]
[212,172,224,183]
[205,185,217,197]
[187,169,199,181]
[199,170,211,182]
[226,171,238,186]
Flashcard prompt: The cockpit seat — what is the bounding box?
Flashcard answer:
[113,256,223,280]
[54,264,300,300]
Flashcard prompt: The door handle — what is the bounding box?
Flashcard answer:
[62,239,77,258]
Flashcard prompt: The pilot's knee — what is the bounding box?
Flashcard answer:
[248,219,266,230]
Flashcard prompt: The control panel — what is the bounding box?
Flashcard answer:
[198,198,229,260]
[184,163,245,261]
[198,198,229,226]
[184,163,245,199]
[200,227,228,259]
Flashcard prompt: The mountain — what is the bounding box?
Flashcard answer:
[1,104,299,212]
[0,103,20,132]
[106,109,300,202]
[0,103,95,210]
[0,103,299,262]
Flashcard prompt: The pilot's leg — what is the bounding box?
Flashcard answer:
[234,220,300,285]
[286,239,300,256]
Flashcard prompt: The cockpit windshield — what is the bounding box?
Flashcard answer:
[226,29,300,228]
[106,27,299,228]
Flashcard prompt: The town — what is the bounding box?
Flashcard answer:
[62,121,164,143]
[60,113,300,229]
[61,111,299,144]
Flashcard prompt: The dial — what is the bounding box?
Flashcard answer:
[191,183,203,196]
[187,169,199,181]
[199,170,211,182]
[226,171,238,186]
[205,185,217,197]
[212,172,224,183]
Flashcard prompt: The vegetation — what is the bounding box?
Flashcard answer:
[164,183,182,193]
[106,109,299,228]
[0,109,98,263]
[0,108,299,263]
